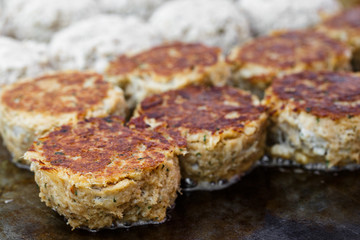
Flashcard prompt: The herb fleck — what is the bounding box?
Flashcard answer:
[196,152,201,157]
[113,198,116,203]
[203,135,207,143]
[316,118,320,123]
[104,117,113,123]
[148,206,152,209]
[54,152,64,155]
[305,107,312,113]
[348,115,354,119]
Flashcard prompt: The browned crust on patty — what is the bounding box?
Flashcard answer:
[269,71,360,119]
[228,30,349,69]
[2,71,110,115]
[28,116,185,177]
[131,86,265,134]
[322,7,360,31]
[106,42,221,77]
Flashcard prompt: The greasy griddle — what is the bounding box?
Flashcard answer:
[1,142,360,240]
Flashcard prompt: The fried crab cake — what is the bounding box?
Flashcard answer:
[317,6,360,71]
[25,116,185,230]
[0,71,126,166]
[130,86,267,190]
[105,42,230,109]
[227,30,352,97]
[264,71,360,168]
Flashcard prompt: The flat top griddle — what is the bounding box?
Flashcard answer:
[1,143,360,240]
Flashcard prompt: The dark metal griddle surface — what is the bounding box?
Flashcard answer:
[1,143,360,240]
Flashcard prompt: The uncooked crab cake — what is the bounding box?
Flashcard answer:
[149,0,251,53]
[130,86,267,189]
[317,6,360,71]
[0,36,51,86]
[237,0,341,36]
[50,15,161,73]
[264,71,360,168]
[0,71,126,166]
[227,30,352,97]
[0,0,99,42]
[25,116,184,230]
[105,42,230,109]
[96,0,168,19]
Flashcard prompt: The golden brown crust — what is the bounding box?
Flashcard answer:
[131,86,265,133]
[228,30,349,69]
[106,42,221,77]
[269,71,360,119]
[28,117,184,177]
[2,71,109,115]
[322,7,360,31]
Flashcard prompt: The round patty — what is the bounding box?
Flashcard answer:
[149,0,251,53]
[0,71,126,166]
[238,0,340,36]
[130,85,267,190]
[227,30,352,97]
[264,71,360,168]
[317,6,360,71]
[50,15,161,73]
[0,36,51,86]
[25,116,185,230]
[106,42,229,109]
[1,0,99,42]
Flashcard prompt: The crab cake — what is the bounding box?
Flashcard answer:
[130,86,267,190]
[25,116,184,230]
[149,0,251,53]
[227,30,352,97]
[317,6,360,71]
[96,0,168,19]
[0,37,51,86]
[0,71,126,166]
[264,71,360,168]
[1,0,99,42]
[237,0,341,36]
[50,15,161,73]
[105,42,230,109]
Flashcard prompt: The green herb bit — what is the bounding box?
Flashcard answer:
[113,198,117,203]
[196,152,201,157]
[203,135,207,143]
[316,118,320,123]
[348,115,354,119]
[305,107,312,113]
[54,152,64,155]
[148,206,152,209]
